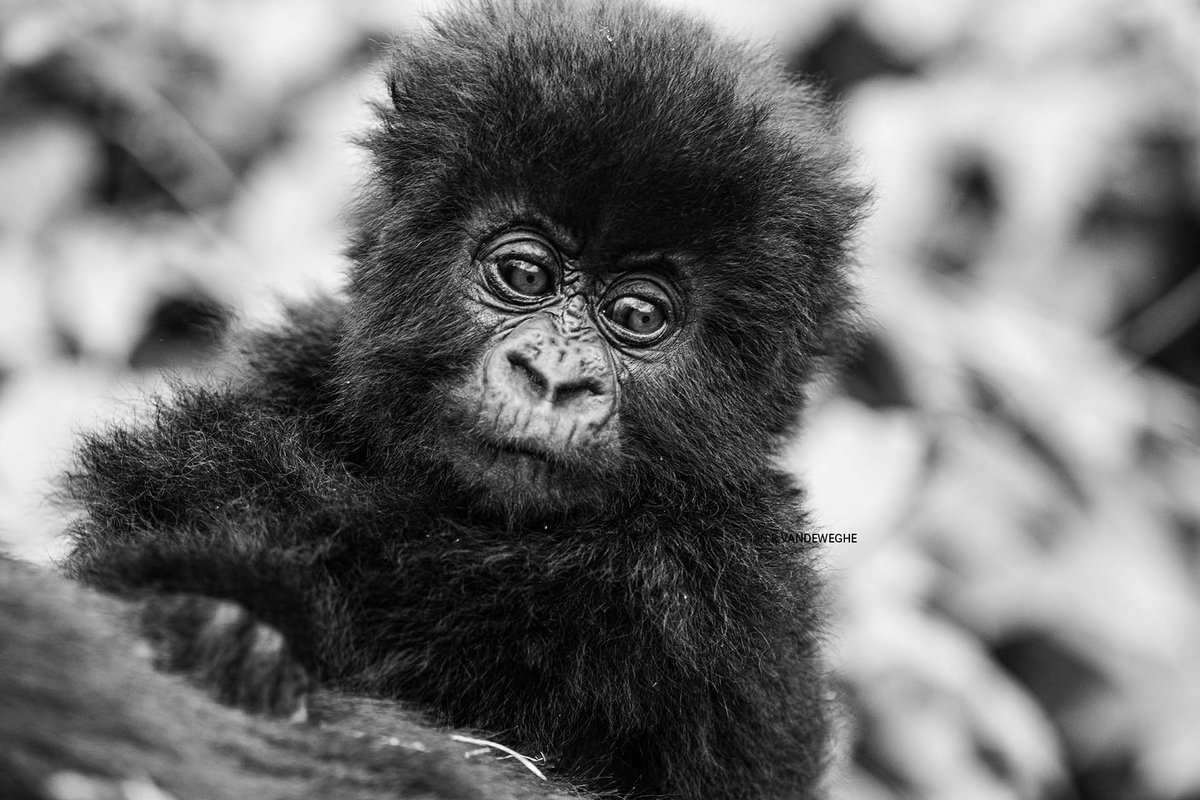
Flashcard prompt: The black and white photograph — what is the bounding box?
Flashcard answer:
[1,1,1197,799]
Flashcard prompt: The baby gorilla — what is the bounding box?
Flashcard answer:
[60,1,866,798]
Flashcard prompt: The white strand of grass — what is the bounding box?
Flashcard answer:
[449,734,548,781]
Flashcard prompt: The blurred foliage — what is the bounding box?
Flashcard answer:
[1,1,1199,800]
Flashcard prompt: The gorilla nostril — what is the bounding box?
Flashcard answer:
[552,377,605,404]
[506,351,549,397]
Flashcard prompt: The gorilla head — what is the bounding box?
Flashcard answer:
[334,0,865,520]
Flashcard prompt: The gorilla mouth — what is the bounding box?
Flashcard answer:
[484,439,556,463]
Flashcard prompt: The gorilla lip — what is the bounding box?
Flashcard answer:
[484,438,556,462]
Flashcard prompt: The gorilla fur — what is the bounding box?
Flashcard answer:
[0,556,577,800]
[12,1,867,798]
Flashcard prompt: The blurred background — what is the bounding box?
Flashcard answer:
[1,0,1198,798]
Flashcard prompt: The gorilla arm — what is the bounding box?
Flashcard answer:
[0,555,577,800]
[57,382,342,715]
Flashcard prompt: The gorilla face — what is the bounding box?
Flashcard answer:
[440,219,692,517]
[336,189,718,521]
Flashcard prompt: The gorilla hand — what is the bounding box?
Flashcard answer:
[139,593,310,720]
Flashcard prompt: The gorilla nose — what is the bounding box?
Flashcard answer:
[505,349,606,406]
[482,316,617,452]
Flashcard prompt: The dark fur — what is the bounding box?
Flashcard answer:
[40,1,865,798]
[0,556,576,800]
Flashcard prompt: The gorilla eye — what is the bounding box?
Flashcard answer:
[498,258,552,297]
[605,296,665,334]
[599,278,677,345]
[480,232,559,304]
